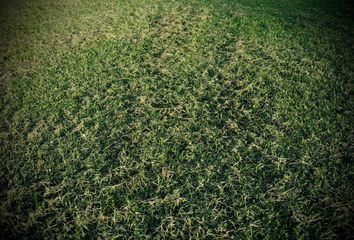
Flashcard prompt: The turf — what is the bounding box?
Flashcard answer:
[0,0,353,239]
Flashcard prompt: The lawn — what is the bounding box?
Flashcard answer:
[0,0,353,239]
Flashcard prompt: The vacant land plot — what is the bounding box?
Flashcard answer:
[0,0,353,239]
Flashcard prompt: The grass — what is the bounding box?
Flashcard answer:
[0,0,353,239]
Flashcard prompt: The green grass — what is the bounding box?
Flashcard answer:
[0,0,353,239]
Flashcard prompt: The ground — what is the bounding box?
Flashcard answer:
[0,0,353,239]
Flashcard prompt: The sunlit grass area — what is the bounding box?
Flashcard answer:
[0,0,353,239]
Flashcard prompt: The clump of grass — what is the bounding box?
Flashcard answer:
[0,0,353,239]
